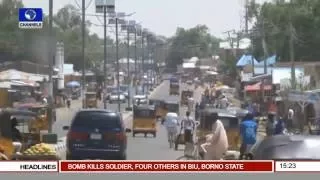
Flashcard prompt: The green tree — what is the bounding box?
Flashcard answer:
[249,0,320,62]
[166,25,221,69]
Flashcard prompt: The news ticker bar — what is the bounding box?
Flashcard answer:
[0,161,319,173]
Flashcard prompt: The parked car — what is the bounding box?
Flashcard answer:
[120,85,129,99]
[186,80,193,85]
[63,109,131,160]
[105,86,116,101]
[109,90,126,104]
[133,95,148,105]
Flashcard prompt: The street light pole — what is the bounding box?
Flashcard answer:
[48,0,53,133]
[141,34,145,94]
[82,0,86,108]
[126,25,131,109]
[115,17,121,112]
[146,35,150,92]
[103,6,107,109]
[134,27,137,94]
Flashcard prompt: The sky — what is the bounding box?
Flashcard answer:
[21,0,270,39]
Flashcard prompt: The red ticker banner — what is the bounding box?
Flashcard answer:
[59,160,274,173]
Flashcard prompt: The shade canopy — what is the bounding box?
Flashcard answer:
[245,82,272,92]
[66,81,80,88]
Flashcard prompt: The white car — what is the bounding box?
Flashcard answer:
[186,80,193,85]
[109,91,126,103]
[133,95,148,105]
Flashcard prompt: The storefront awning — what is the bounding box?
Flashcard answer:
[245,82,272,92]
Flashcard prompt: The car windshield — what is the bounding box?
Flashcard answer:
[120,85,128,92]
[72,111,121,128]
[107,87,116,92]
[111,91,120,95]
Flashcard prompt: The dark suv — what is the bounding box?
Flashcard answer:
[63,109,130,160]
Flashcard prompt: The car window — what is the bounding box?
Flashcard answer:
[72,111,121,128]
[134,109,155,118]
[120,86,128,91]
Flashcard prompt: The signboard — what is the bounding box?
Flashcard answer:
[288,91,320,103]
[18,8,43,29]
[95,0,115,13]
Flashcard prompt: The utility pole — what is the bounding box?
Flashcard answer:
[103,5,107,109]
[134,27,138,94]
[245,0,249,34]
[146,35,150,92]
[81,0,86,108]
[250,31,255,77]
[48,0,53,133]
[141,34,145,94]
[289,22,296,90]
[126,25,131,110]
[223,30,235,49]
[115,17,121,112]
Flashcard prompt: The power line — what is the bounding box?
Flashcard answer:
[74,0,93,10]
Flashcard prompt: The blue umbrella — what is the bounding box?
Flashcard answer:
[66,81,80,88]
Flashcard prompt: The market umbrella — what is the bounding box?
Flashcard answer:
[66,81,80,88]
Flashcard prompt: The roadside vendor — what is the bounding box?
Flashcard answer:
[11,117,22,153]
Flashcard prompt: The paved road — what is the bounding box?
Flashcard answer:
[48,80,204,160]
[53,86,136,138]
[126,80,204,160]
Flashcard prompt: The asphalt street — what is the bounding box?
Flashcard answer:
[126,80,204,160]
[44,80,204,160]
[53,86,136,138]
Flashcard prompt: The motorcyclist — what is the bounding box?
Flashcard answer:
[239,112,257,157]
[274,117,286,135]
[201,112,228,160]
[266,112,276,136]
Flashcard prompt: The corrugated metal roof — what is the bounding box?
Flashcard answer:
[236,55,259,67]
[0,69,47,82]
[183,62,196,68]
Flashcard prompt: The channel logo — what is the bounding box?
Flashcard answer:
[18,8,43,29]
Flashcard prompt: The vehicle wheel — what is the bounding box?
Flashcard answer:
[153,133,156,138]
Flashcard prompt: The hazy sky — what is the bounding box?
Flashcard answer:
[21,0,270,38]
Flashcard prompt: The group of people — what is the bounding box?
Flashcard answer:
[163,110,259,160]
[163,106,292,159]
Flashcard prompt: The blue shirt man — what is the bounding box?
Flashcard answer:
[240,114,258,146]
[274,118,286,135]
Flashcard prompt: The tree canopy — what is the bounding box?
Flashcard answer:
[0,1,129,71]
[165,25,221,68]
[249,0,320,62]
[1,1,221,72]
